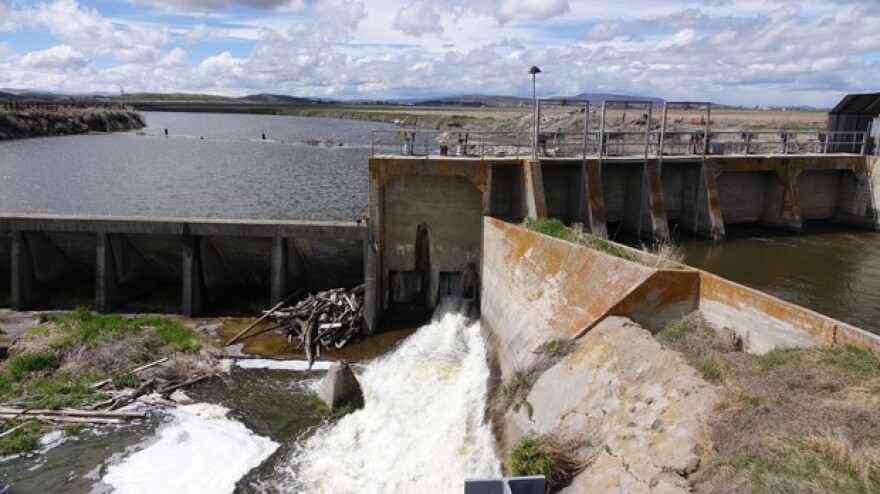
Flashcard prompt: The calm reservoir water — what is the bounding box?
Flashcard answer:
[0,112,393,221]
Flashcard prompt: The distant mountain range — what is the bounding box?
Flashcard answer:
[0,89,827,111]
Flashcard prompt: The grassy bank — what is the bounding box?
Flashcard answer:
[656,315,880,493]
[0,308,215,456]
[0,107,145,140]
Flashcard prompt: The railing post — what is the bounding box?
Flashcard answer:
[861,132,868,155]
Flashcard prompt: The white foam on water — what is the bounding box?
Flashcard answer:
[101,403,278,494]
[233,359,334,372]
[290,309,501,493]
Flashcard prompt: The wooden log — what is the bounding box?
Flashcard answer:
[0,407,147,419]
[226,288,305,346]
[0,414,125,425]
[157,374,211,395]
[90,357,170,389]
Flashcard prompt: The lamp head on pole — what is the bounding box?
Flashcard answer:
[528,66,542,75]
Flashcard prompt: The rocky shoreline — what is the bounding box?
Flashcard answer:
[0,107,146,140]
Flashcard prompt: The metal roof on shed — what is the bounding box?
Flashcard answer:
[829,93,880,115]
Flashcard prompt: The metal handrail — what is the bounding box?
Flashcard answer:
[370,129,869,159]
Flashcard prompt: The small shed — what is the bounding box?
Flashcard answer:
[828,92,880,153]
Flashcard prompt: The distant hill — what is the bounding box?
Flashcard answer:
[412,94,531,107]
[405,93,666,108]
[237,93,317,105]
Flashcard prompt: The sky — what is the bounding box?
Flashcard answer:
[0,0,878,106]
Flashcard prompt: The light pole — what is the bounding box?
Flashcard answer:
[528,66,541,159]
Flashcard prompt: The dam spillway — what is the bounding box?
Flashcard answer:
[0,215,378,332]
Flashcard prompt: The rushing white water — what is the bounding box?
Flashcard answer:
[290,306,501,493]
[233,359,334,372]
[101,403,278,494]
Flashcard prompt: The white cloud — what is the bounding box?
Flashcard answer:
[0,0,15,31]
[25,0,170,63]
[20,44,91,70]
[126,0,306,12]
[0,0,878,106]
[495,0,568,23]
[393,1,444,37]
[586,22,620,41]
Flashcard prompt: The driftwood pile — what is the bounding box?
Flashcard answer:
[225,286,365,369]
[275,286,364,368]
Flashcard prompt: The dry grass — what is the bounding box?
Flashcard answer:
[656,315,880,493]
[641,238,687,268]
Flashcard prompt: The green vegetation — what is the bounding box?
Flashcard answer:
[523,218,638,263]
[306,393,356,419]
[495,369,531,413]
[508,435,587,492]
[693,353,727,382]
[0,309,209,455]
[0,421,46,456]
[508,438,554,477]
[820,345,880,378]
[8,351,57,379]
[47,307,199,352]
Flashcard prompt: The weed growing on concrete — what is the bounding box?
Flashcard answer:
[495,369,531,412]
[642,238,687,268]
[523,218,640,263]
[655,313,741,358]
[507,434,589,492]
[538,339,575,360]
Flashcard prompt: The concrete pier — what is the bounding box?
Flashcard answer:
[0,215,374,331]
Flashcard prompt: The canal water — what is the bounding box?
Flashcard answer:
[678,223,880,335]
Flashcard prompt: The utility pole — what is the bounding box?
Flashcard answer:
[529,66,541,159]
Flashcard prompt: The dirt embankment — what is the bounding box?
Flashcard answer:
[656,314,880,493]
[0,107,146,140]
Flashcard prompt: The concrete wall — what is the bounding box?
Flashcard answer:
[480,218,657,376]
[0,231,9,307]
[488,164,526,223]
[542,164,582,224]
[381,175,483,308]
[481,218,880,376]
[0,215,368,321]
[698,271,880,353]
[716,172,779,224]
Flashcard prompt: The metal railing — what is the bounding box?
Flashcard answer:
[370,129,869,159]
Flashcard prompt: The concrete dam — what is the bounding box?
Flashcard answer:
[1,130,879,336]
